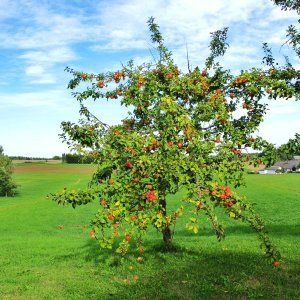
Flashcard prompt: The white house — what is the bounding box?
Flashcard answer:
[259,158,300,174]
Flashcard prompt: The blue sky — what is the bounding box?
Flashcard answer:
[0,0,299,157]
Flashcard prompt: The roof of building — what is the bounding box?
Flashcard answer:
[261,158,300,171]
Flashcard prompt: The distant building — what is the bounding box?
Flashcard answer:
[259,158,300,174]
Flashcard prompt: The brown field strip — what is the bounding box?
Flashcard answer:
[15,165,96,173]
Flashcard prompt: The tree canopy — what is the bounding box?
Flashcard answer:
[50,16,299,265]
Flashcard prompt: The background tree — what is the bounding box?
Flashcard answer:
[0,147,17,197]
[276,133,300,160]
[0,169,17,197]
[0,147,14,175]
[50,18,299,265]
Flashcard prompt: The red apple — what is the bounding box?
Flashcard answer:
[125,161,133,168]
[108,215,114,221]
[273,261,280,267]
[98,80,104,88]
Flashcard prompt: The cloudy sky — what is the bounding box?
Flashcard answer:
[0,0,299,157]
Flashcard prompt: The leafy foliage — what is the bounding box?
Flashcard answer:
[0,153,14,175]
[0,152,17,197]
[272,0,300,14]
[278,133,300,156]
[270,0,300,90]
[0,169,17,197]
[50,17,300,263]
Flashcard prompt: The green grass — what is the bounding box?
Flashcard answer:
[0,169,299,299]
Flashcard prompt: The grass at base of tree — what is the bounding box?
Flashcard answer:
[0,169,299,299]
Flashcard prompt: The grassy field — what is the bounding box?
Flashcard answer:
[0,166,299,299]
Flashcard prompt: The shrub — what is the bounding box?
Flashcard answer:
[0,168,17,197]
[275,168,285,174]
[0,154,14,174]
[0,153,17,197]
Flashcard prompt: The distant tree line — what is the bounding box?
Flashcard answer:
[9,156,51,160]
[62,153,94,164]
[7,153,94,164]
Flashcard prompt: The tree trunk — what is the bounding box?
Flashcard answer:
[163,225,172,243]
[159,194,172,244]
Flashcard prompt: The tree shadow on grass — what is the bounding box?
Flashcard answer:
[54,222,300,266]
[75,239,300,300]
[174,223,300,238]
[53,222,300,299]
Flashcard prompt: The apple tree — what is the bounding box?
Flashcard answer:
[50,18,299,264]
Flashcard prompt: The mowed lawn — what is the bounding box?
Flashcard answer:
[0,165,299,300]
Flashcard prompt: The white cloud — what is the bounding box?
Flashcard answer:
[258,119,300,146]
[29,75,57,85]
[256,98,300,145]
[20,47,77,64]
[268,5,299,21]
[19,47,77,84]
[0,89,69,108]
[0,12,91,50]
[88,0,298,73]
[25,65,44,76]
[0,0,19,20]
[266,102,299,115]
[1,0,295,68]
[24,65,56,84]
[267,28,292,45]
